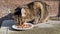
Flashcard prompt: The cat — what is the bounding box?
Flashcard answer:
[13,1,50,25]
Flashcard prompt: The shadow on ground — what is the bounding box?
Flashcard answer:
[0,13,13,28]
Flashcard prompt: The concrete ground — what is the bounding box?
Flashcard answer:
[0,20,60,34]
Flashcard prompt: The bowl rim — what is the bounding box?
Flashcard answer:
[12,23,34,30]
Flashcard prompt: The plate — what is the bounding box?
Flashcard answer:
[12,23,34,30]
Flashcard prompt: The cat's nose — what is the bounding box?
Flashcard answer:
[21,8,26,17]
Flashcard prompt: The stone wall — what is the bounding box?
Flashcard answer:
[0,0,59,18]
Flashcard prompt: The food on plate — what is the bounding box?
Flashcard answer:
[15,23,32,28]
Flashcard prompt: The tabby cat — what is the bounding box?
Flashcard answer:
[13,1,50,25]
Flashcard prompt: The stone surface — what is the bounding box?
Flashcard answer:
[0,20,60,34]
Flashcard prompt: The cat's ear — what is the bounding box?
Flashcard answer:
[21,8,26,17]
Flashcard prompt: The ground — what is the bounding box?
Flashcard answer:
[0,20,60,34]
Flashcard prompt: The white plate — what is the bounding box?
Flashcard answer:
[12,23,34,30]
